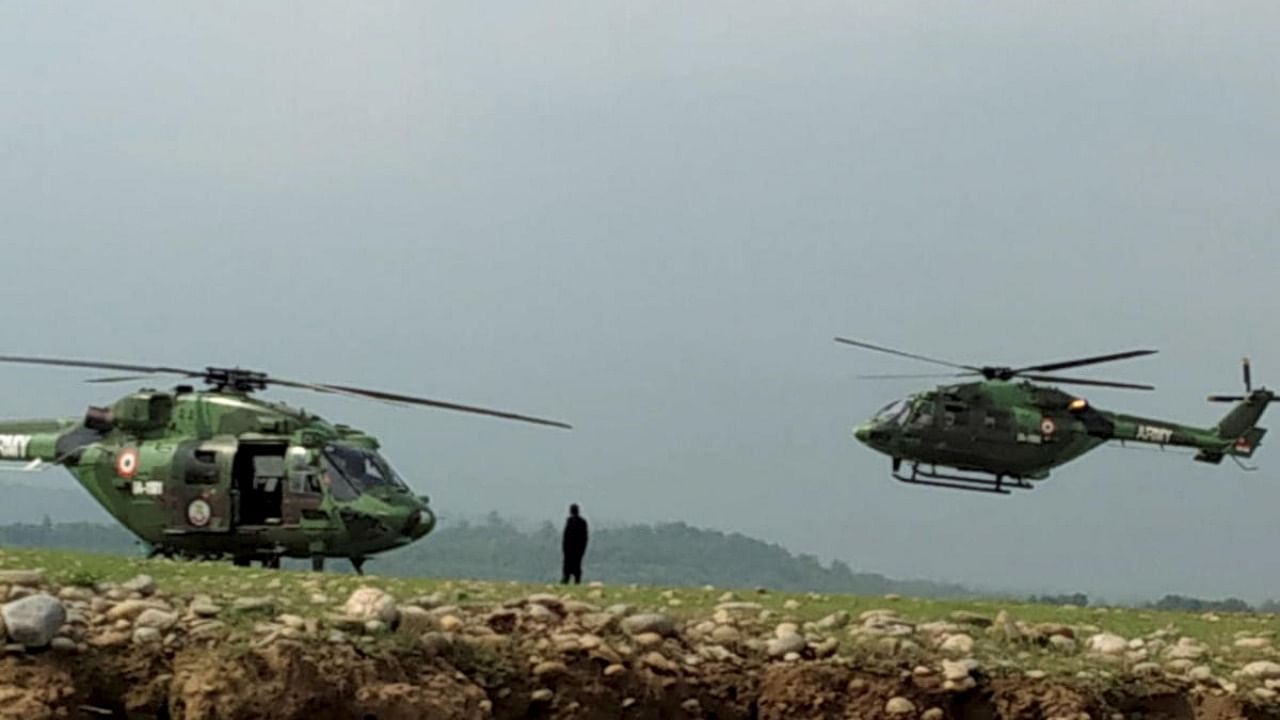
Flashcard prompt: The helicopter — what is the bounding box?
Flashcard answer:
[0,355,570,572]
[835,337,1274,495]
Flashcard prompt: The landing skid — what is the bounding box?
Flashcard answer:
[891,458,1034,495]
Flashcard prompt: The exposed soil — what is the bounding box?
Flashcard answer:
[3,643,1277,720]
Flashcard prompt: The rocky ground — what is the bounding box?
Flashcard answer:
[2,552,1280,719]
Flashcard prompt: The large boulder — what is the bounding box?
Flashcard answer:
[344,587,399,624]
[2,593,66,647]
[1087,633,1129,656]
[620,613,675,637]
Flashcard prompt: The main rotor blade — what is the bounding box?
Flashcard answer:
[833,338,978,372]
[856,373,975,380]
[1208,395,1246,403]
[85,375,162,384]
[1014,349,1157,375]
[314,383,572,430]
[1019,373,1154,391]
[0,355,201,378]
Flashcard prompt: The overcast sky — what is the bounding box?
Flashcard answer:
[1,2,1277,602]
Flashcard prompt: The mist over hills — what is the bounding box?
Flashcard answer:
[0,512,971,598]
[3,480,1268,613]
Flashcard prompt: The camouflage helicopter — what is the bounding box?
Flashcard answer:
[0,356,570,572]
[835,338,1273,494]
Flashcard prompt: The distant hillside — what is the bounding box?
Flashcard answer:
[0,515,973,598]
[378,515,976,597]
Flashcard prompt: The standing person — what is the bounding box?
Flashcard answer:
[561,503,589,584]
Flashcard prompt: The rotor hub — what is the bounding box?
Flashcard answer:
[203,367,270,393]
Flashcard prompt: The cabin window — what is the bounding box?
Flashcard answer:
[943,402,969,428]
[184,450,219,485]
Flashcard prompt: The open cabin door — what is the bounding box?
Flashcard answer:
[170,439,235,532]
[231,442,289,526]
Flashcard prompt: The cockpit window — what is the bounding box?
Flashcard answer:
[322,443,408,495]
[872,400,911,426]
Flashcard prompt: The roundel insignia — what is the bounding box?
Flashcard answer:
[115,448,140,479]
[187,499,212,528]
[1236,437,1251,452]
[1040,418,1057,435]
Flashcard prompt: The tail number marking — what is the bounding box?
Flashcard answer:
[0,434,31,459]
[1136,425,1174,444]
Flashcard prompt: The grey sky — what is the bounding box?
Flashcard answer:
[1,2,1278,601]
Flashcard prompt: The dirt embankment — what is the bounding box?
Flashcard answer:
[1,642,1273,720]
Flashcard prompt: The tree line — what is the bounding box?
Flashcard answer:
[1,516,1274,611]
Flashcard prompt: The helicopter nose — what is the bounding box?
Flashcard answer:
[854,424,873,444]
[405,500,436,539]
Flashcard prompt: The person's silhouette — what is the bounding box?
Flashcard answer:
[561,503,589,584]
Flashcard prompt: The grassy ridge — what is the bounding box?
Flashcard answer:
[3,545,1276,682]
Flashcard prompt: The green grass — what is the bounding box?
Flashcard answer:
[2,546,1277,680]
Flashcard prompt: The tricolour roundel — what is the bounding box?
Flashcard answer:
[1040,418,1057,436]
[115,448,140,478]
[187,499,212,528]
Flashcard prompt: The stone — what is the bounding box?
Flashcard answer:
[133,608,178,631]
[711,626,741,644]
[1188,666,1214,683]
[106,599,167,622]
[940,633,974,655]
[923,708,944,720]
[2,594,65,647]
[1235,637,1271,650]
[121,575,156,596]
[563,600,598,615]
[343,587,397,623]
[766,633,806,659]
[0,570,43,587]
[633,632,664,648]
[50,637,77,653]
[231,597,276,613]
[438,615,464,632]
[527,604,560,623]
[57,586,95,602]
[1242,661,1280,680]
[989,610,1021,642]
[1132,662,1161,676]
[397,606,435,635]
[190,601,222,618]
[603,663,626,677]
[485,610,519,634]
[715,602,763,614]
[885,697,916,715]
[783,599,801,610]
[1087,633,1129,656]
[1031,623,1074,640]
[775,622,799,639]
[941,660,972,682]
[527,593,566,614]
[580,612,618,633]
[132,626,161,645]
[530,689,554,703]
[812,637,839,658]
[642,651,679,673]
[620,612,675,637]
[1163,638,1207,661]
[277,614,306,631]
[1048,635,1077,652]
[815,611,850,630]
[534,661,568,678]
[950,611,992,627]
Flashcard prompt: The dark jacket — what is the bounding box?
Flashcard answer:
[562,516,589,557]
